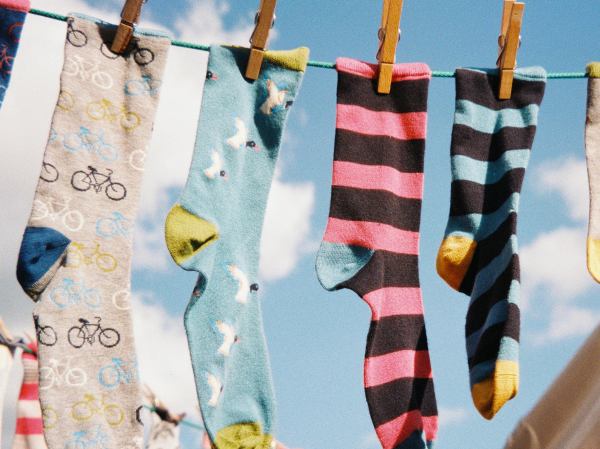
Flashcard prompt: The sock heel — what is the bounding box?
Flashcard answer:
[315,241,374,291]
[16,226,70,300]
[165,204,219,271]
[436,235,477,291]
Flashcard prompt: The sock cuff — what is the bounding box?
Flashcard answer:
[0,0,29,12]
[69,12,172,40]
[264,47,309,72]
[457,66,547,82]
[336,57,431,81]
[588,62,600,78]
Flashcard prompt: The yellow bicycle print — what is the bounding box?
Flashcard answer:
[86,99,140,131]
[70,393,125,427]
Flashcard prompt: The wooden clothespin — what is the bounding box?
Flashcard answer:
[246,0,277,80]
[497,0,524,99]
[111,0,145,54]
[377,0,403,94]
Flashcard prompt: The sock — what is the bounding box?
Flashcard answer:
[436,67,546,419]
[0,0,29,108]
[585,63,600,281]
[315,58,437,449]
[12,343,48,449]
[164,45,308,448]
[0,336,14,444]
[15,14,170,449]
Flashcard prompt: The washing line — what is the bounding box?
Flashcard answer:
[29,8,589,79]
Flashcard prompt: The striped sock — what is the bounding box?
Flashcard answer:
[12,343,48,449]
[585,62,600,280]
[436,67,546,419]
[316,58,437,449]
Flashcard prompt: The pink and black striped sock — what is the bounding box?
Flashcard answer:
[316,58,438,449]
[12,343,47,449]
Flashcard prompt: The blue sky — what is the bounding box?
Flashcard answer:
[1,1,599,448]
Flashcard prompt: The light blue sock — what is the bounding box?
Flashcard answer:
[0,0,29,108]
[164,45,308,448]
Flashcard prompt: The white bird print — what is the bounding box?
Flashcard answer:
[226,118,249,149]
[228,264,250,304]
[216,320,237,357]
[260,79,288,115]
[204,150,226,179]
[207,373,222,407]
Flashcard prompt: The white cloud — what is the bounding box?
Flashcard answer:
[520,227,594,309]
[438,406,468,428]
[520,156,600,344]
[260,173,316,281]
[533,157,588,223]
[131,292,198,417]
[532,304,600,344]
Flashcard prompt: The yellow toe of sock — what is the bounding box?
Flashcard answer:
[436,236,477,290]
[213,423,273,449]
[472,360,519,420]
[586,238,600,283]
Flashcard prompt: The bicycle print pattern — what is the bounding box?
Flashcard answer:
[28,15,169,448]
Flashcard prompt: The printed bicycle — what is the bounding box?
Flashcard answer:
[42,406,59,429]
[71,166,127,201]
[58,90,75,111]
[87,99,140,131]
[66,241,118,272]
[63,127,118,161]
[34,315,58,347]
[100,40,155,66]
[111,289,131,311]
[128,149,146,171]
[64,55,113,90]
[96,211,132,239]
[7,22,23,43]
[66,20,88,47]
[125,75,162,96]
[64,425,110,449]
[40,162,59,183]
[98,357,138,389]
[49,278,101,310]
[70,393,125,427]
[30,195,84,232]
[67,317,120,348]
[39,356,87,390]
[0,44,14,75]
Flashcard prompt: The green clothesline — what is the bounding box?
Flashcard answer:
[30,8,589,79]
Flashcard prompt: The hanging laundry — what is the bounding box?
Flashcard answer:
[585,62,600,281]
[0,0,29,108]
[0,322,15,445]
[142,386,184,449]
[14,13,170,449]
[315,58,438,449]
[436,67,547,419]
[11,343,47,449]
[164,45,308,448]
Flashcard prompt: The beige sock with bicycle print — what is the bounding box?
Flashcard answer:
[15,14,170,449]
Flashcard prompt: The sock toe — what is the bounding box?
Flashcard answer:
[471,360,519,419]
[213,423,273,449]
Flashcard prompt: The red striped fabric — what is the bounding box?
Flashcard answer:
[364,350,433,387]
[323,218,419,255]
[332,161,424,198]
[375,412,438,449]
[336,105,427,141]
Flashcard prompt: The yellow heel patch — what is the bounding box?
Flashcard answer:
[471,360,519,420]
[213,422,273,449]
[586,238,600,283]
[436,236,477,290]
[165,205,219,265]
[264,47,309,72]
